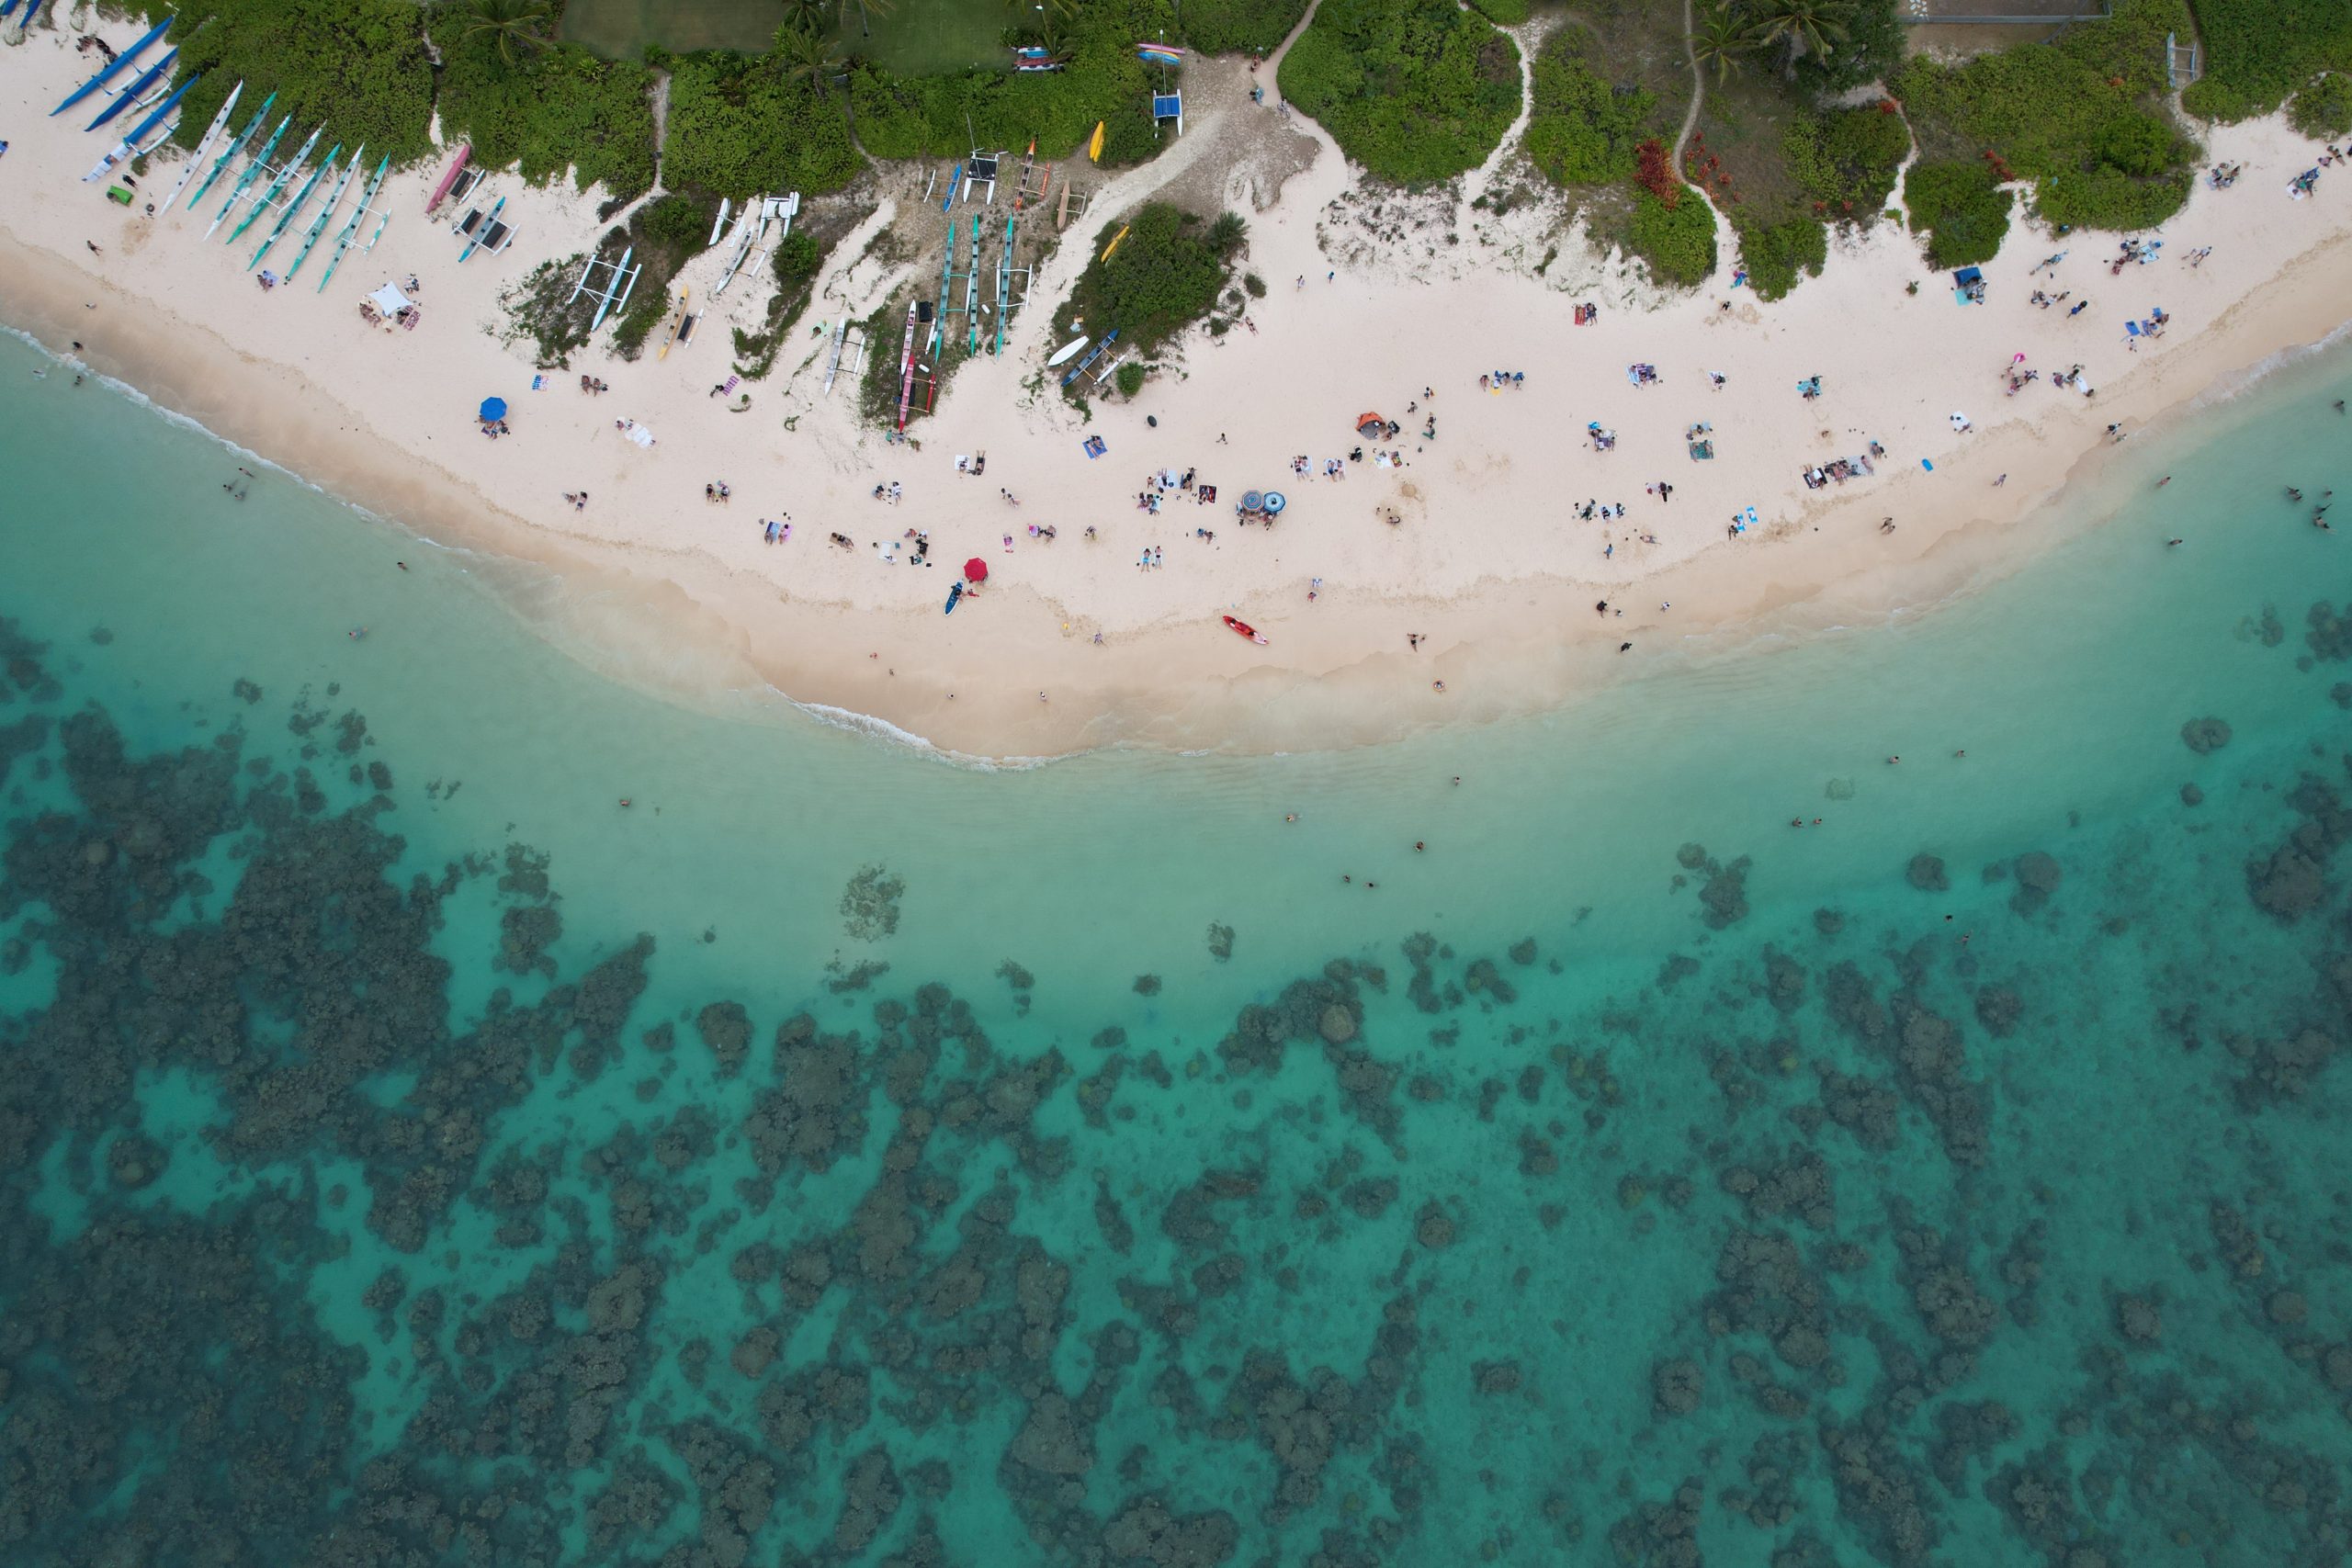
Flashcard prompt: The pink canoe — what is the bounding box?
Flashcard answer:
[424,144,470,215]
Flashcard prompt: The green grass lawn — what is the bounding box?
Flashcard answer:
[559,0,786,57]
[560,0,1009,74]
[854,0,1012,76]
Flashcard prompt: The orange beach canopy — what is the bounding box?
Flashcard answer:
[1356,411,1385,435]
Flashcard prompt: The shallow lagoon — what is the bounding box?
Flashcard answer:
[3,330,2351,1564]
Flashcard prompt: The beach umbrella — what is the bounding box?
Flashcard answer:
[479,396,507,422]
[1239,490,1263,511]
[1262,491,1286,514]
[964,558,989,582]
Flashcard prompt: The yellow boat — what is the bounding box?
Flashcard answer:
[657,287,690,360]
[1101,223,1131,261]
[1088,120,1104,163]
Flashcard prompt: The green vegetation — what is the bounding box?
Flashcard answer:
[731,210,861,379]
[164,0,434,164]
[1689,0,1905,97]
[562,0,1295,76]
[1464,0,1531,25]
[2291,72,2352,137]
[2179,0,2352,127]
[855,293,911,429]
[1178,0,1311,56]
[849,0,1186,169]
[459,0,558,70]
[640,193,721,253]
[662,51,865,197]
[1521,31,1657,186]
[1783,102,1907,222]
[1054,203,1248,396]
[1277,0,1521,186]
[1114,361,1148,397]
[1903,159,2012,269]
[1733,211,1826,299]
[431,17,659,198]
[1514,0,1700,283]
[1628,188,1716,286]
[497,186,725,367]
[1894,0,2196,232]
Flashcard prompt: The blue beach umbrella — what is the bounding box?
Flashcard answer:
[479,397,507,422]
[1262,491,1286,514]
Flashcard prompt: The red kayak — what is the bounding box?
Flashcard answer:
[1222,615,1268,646]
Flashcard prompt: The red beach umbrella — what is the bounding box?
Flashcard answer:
[964,558,989,582]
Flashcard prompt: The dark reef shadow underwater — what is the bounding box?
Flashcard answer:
[4,335,2352,1567]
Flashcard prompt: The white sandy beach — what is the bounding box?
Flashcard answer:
[4,19,2350,758]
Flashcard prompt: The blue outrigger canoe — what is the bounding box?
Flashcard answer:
[87,49,175,132]
[52,17,171,118]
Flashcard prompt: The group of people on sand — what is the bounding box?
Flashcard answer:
[577,375,609,395]
[704,481,730,502]
[1802,457,1872,491]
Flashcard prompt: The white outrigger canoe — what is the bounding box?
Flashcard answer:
[159,82,242,209]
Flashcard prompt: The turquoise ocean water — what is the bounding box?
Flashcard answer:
[3,322,2351,1565]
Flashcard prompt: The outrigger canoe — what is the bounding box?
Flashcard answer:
[1222,615,1267,646]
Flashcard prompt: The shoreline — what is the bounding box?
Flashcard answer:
[5,34,2350,760]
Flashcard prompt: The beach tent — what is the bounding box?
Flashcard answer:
[369,283,413,316]
[1356,412,1385,436]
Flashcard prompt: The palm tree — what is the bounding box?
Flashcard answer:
[836,0,896,42]
[777,0,830,39]
[460,0,554,71]
[1747,0,1851,75]
[1690,6,1754,86]
[778,22,849,100]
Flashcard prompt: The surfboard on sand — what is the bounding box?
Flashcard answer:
[1046,335,1089,367]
